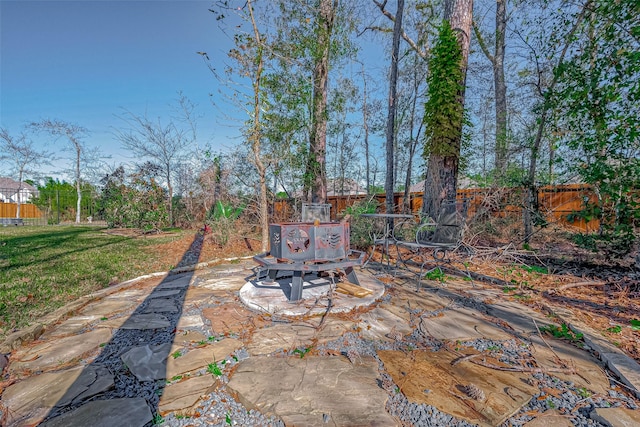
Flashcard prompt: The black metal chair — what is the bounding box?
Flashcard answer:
[395,200,472,290]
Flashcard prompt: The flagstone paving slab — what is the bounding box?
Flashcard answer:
[40,314,103,338]
[528,335,610,394]
[142,298,180,313]
[2,365,114,427]
[159,374,219,415]
[523,410,574,427]
[79,299,136,317]
[173,330,209,345]
[202,302,268,336]
[358,307,414,341]
[39,397,152,427]
[121,342,173,381]
[148,289,182,298]
[246,323,317,355]
[118,313,171,329]
[419,307,513,341]
[155,275,192,290]
[227,355,397,427]
[177,314,205,329]
[8,328,112,375]
[378,349,538,427]
[590,407,640,427]
[183,287,219,305]
[166,338,243,378]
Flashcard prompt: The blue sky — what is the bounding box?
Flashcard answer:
[1,0,241,176]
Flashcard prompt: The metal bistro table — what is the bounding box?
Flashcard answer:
[360,213,415,269]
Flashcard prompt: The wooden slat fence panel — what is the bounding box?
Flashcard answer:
[273,184,598,232]
[0,203,43,218]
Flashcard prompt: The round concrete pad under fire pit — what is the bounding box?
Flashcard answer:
[239,267,385,316]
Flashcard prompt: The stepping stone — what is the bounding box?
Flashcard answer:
[529,335,610,394]
[148,289,182,298]
[39,398,152,427]
[200,276,247,291]
[80,299,136,317]
[119,313,171,329]
[247,324,316,356]
[166,338,242,378]
[159,374,218,415]
[486,300,549,336]
[142,298,180,313]
[121,343,172,381]
[104,289,150,301]
[2,365,114,426]
[419,307,513,341]
[177,315,205,329]
[9,328,112,374]
[524,410,574,427]
[156,275,192,290]
[590,407,640,427]
[173,330,208,346]
[378,349,538,427]
[357,307,413,341]
[381,286,448,323]
[42,315,102,338]
[184,287,218,306]
[202,302,268,336]
[228,355,397,427]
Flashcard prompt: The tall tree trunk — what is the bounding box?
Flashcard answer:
[76,145,82,224]
[423,0,473,218]
[361,64,371,195]
[247,0,269,252]
[308,0,338,203]
[385,0,405,217]
[403,56,424,214]
[493,0,508,179]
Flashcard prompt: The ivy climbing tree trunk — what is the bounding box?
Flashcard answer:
[307,0,338,203]
[422,0,473,218]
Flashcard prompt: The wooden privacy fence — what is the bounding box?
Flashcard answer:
[272,184,599,232]
[0,203,43,218]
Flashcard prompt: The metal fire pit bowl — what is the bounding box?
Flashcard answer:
[254,221,364,301]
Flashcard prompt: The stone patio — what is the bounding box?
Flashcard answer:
[1,260,639,427]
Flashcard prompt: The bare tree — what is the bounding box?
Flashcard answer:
[473,0,508,179]
[31,119,89,224]
[115,107,193,227]
[0,128,51,218]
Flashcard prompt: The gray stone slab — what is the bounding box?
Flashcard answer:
[119,313,171,329]
[142,298,180,313]
[590,407,640,427]
[247,324,316,356]
[40,398,152,427]
[601,351,640,399]
[419,307,513,341]
[228,356,397,427]
[486,300,550,336]
[121,343,172,381]
[9,328,112,374]
[148,289,182,298]
[156,275,192,290]
[2,366,114,427]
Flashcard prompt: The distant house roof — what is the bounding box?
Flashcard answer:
[0,177,38,202]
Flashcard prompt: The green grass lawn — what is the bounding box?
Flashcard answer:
[0,226,184,339]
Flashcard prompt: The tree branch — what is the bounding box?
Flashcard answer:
[472,21,495,64]
[372,0,428,59]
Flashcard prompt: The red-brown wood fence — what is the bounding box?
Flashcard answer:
[0,203,43,218]
[273,184,599,232]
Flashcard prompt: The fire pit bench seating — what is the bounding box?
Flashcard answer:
[253,221,365,301]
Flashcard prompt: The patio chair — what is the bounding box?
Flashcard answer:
[395,200,472,290]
